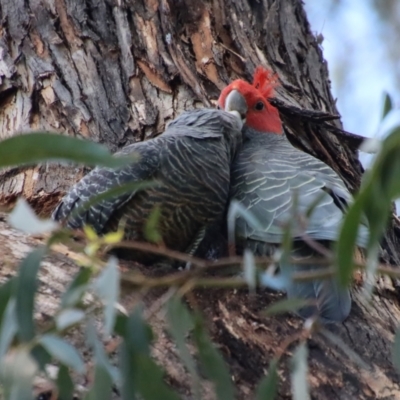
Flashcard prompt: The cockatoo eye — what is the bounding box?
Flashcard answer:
[255,101,264,111]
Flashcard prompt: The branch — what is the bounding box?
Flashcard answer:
[269,98,340,122]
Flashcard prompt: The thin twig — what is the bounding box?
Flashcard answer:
[218,42,247,61]
[50,229,400,288]
[106,240,208,267]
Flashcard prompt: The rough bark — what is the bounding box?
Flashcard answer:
[0,0,400,399]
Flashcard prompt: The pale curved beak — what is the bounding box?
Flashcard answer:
[224,90,248,123]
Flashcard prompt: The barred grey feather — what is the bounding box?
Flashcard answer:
[52,109,243,262]
[231,129,368,323]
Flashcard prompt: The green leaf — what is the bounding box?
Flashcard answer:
[57,365,74,400]
[15,247,47,342]
[122,352,182,400]
[166,297,200,399]
[30,344,51,372]
[193,313,235,400]
[124,306,152,356]
[227,200,263,251]
[336,191,367,287]
[83,225,98,241]
[56,309,86,331]
[47,229,74,247]
[8,198,58,234]
[290,343,310,400]
[103,230,124,244]
[259,272,289,291]
[61,267,92,308]
[166,295,194,335]
[337,125,400,287]
[243,249,256,292]
[92,256,120,336]
[85,322,118,400]
[86,321,120,384]
[119,340,138,400]
[280,190,297,269]
[69,180,157,221]
[305,191,329,219]
[0,278,15,328]
[144,205,163,244]
[393,327,400,373]
[321,329,369,370]
[0,132,135,169]
[264,298,315,316]
[255,358,279,400]
[0,348,38,400]
[114,313,128,337]
[382,92,393,120]
[39,334,85,374]
[120,306,179,400]
[0,299,18,359]
[85,364,113,400]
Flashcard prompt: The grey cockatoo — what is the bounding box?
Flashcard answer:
[52,108,245,263]
[218,67,368,323]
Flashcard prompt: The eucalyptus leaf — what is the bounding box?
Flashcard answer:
[61,267,92,308]
[193,314,235,400]
[259,272,288,291]
[15,247,47,342]
[69,180,157,221]
[57,365,74,400]
[56,308,86,331]
[382,92,393,120]
[227,200,263,251]
[0,278,15,331]
[120,306,179,400]
[243,249,256,292]
[133,355,181,400]
[0,132,135,169]
[321,329,369,370]
[336,198,364,287]
[30,344,51,372]
[92,256,120,336]
[305,191,329,219]
[166,297,200,399]
[8,198,58,234]
[337,125,400,287]
[39,334,85,374]
[0,299,18,359]
[264,298,314,316]
[255,359,279,400]
[85,364,113,400]
[0,348,38,400]
[119,340,138,400]
[291,343,310,400]
[113,313,128,337]
[144,205,163,244]
[86,321,120,385]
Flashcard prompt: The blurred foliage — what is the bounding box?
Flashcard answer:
[1,102,400,400]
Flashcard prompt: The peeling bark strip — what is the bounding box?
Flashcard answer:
[0,1,400,398]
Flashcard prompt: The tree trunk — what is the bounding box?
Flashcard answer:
[1,0,400,398]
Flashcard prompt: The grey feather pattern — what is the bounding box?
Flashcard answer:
[231,129,368,322]
[53,109,243,261]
